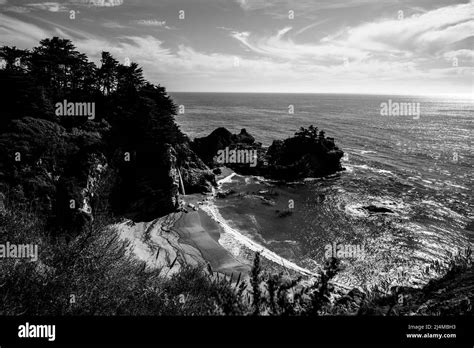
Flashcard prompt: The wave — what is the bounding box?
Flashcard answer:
[217,172,238,187]
[201,202,318,277]
[347,164,395,176]
[444,181,469,190]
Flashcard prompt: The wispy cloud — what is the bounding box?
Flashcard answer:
[0,13,50,46]
[232,2,473,66]
[28,2,68,12]
[234,0,408,18]
[77,0,123,7]
[132,19,173,29]
[340,3,473,54]
[295,19,330,36]
[231,28,368,62]
[3,5,30,13]
[102,21,127,29]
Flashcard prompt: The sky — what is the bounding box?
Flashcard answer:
[0,0,473,95]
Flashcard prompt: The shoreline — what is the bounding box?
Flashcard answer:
[209,169,355,291]
[116,168,320,278]
[200,201,318,277]
[117,167,354,290]
[210,169,319,276]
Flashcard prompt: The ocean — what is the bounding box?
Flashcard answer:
[170,92,473,288]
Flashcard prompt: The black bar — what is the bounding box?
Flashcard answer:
[0,316,472,346]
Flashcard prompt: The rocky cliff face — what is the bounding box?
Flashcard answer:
[126,141,216,222]
[126,144,180,222]
[78,154,108,219]
[174,142,217,193]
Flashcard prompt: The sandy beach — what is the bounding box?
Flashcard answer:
[117,188,251,277]
[172,195,251,275]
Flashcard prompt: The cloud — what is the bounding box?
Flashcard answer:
[0,0,124,13]
[132,19,173,29]
[27,2,69,12]
[234,0,404,18]
[231,2,473,67]
[230,28,368,62]
[102,21,127,29]
[443,49,474,63]
[341,3,473,54]
[220,2,472,94]
[235,0,272,11]
[0,13,50,47]
[78,0,123,7]
[295,19,329,36]
[2,6,31,13]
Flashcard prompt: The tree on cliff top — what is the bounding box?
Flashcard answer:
[0,37,186,226]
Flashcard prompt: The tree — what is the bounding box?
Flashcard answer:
[117,62,145,94]
[295,126,308,138]
[0,46,29,71]
[29,37,93,96]
[295,125,320,140]
[308,125,319,139]
[98,51,118,95]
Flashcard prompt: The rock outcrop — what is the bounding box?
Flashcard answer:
[191,127,261,167]
[191,126,344,180]
[265,131,344,180]
[126,141,216,221]
[174,142,217,193]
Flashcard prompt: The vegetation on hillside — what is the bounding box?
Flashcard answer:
[1,196,470,316]
[0,37,186,228]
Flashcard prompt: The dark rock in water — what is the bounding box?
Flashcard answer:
[191,127,262,170]
[317,194,325,203]
[362,205,394,214]
[277,210,293,218]
[265,130,344,180]
[234,128,255,144]
[216,189,236,199]
[192,125,344,181]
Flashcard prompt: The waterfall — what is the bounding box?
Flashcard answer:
[177,168,185,196]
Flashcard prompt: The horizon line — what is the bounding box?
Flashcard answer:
[167,91,473,99]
